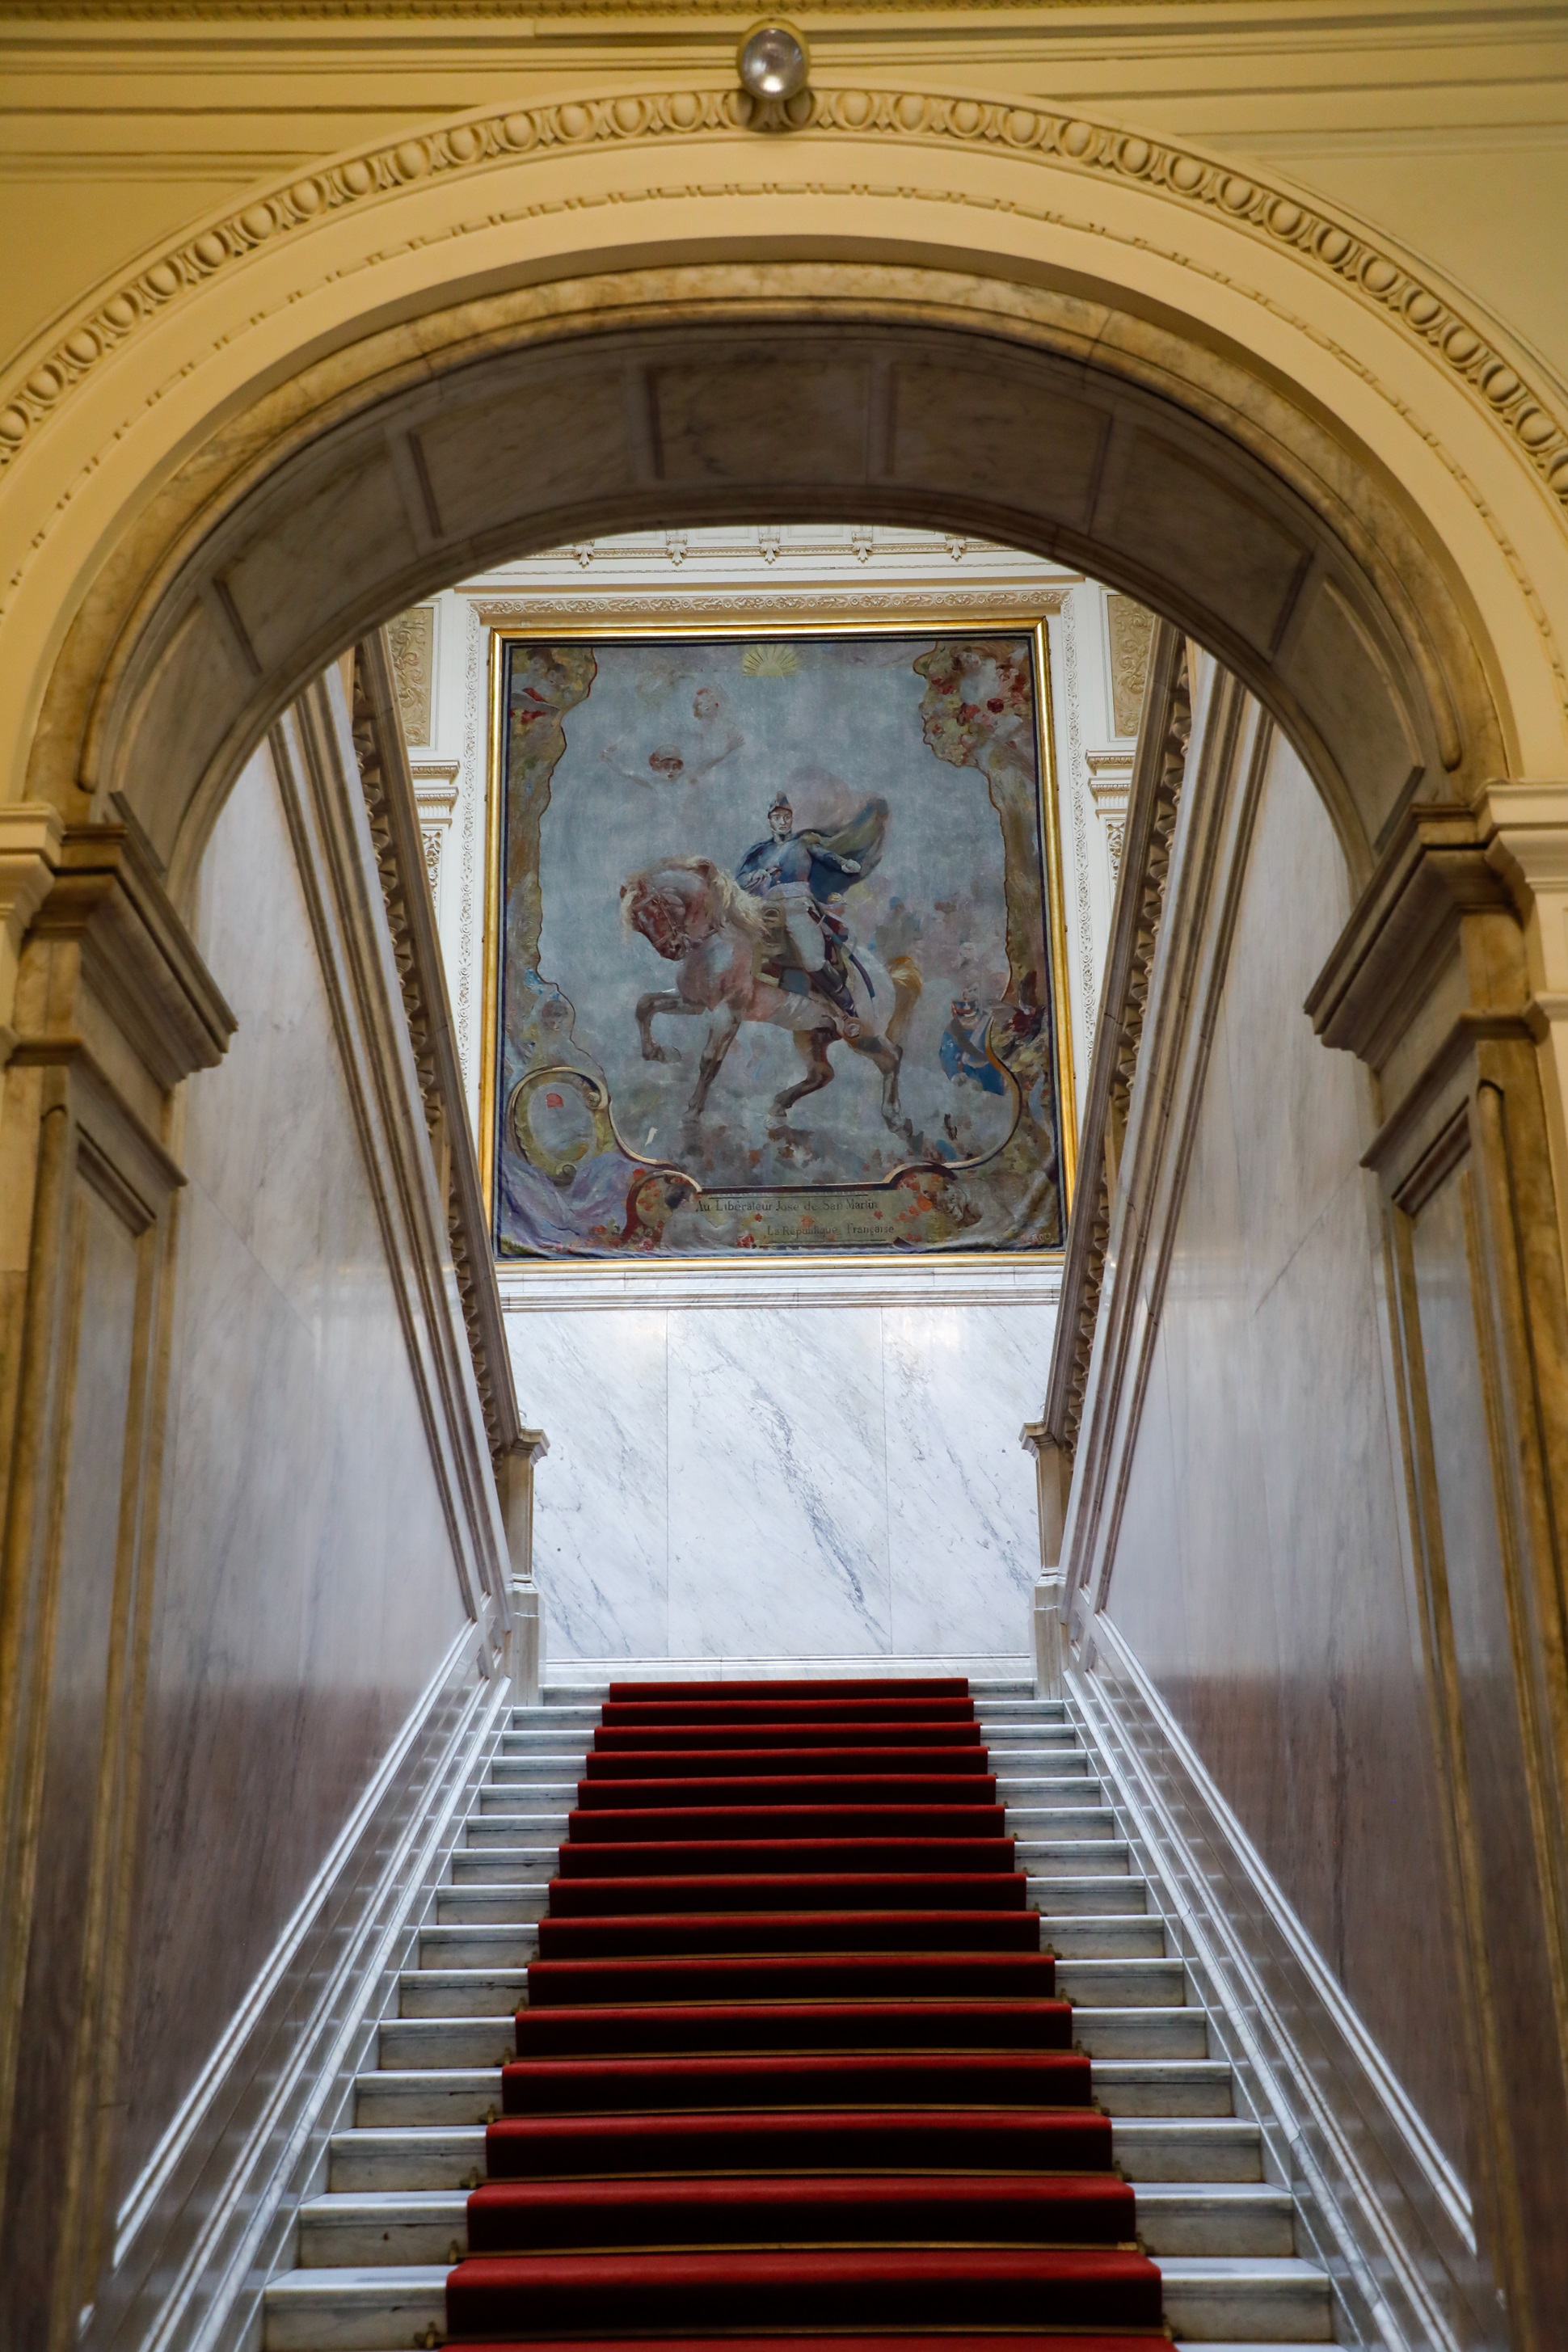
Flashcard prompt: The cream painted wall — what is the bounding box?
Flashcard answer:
[2,5,1564,387]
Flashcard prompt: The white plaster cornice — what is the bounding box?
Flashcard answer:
[1,79,1565,526]
[496,1256,1064,1312]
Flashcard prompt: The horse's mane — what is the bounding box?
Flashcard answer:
[623,858,778,944]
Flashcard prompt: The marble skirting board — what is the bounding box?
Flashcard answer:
[503,1287,1058,1668]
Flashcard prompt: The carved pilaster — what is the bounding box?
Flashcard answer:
[1309,801,1568,2351]
[0,823,233,2352]
[1472,778,1568,1263]
[0,807,64,1068]
[501,1431,550,1706]
[1020,1421,1069,1700]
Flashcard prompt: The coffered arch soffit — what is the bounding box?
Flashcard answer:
[6,84,1566,904]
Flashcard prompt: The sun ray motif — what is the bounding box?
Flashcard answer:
[740,643,800,677]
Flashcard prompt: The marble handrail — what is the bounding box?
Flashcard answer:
[351,630,530,1471]
[1035,618,1191,1464]
[1020,619,1191,1683]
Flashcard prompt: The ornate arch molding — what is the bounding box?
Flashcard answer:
[4,81,1557,898]
[4,83,1566,512]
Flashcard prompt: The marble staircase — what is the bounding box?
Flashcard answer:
[263,1680,1341,2351]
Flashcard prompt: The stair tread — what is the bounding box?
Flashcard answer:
[1157,2257,1327,2278]
[284,1678,1327,2352]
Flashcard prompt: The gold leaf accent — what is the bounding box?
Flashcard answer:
[740,643,800,677]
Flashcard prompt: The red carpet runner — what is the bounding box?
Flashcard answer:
[446,1675,1163,2348]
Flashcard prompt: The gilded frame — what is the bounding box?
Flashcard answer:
[478,613,1077,1264]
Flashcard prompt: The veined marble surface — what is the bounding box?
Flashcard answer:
[121,738,475,2209]
[1097,725,1473,2177]
[507,1294,1056,1663]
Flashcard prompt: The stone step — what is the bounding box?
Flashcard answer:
[450,1851,559,1885]
[298,2189,466,2267]
[1002,1805,1118,1836]
[980,1720,1078,1739]
[1071,2005,1209,2060]
[478,1789,572,1821]
[419,1922,537,1970]
[1091,2060,1233,2116]
[1136,2183,1295,2257]
[263,2263,444,2350]
[415,1910,1170,1963]
[1113,2118,1263,2181]
[378,2016,515,2072]
[381,2001,1201,2071]
[398,1968,528,2018]
[974,1699,1069,1718]
[354,2067,500,2128]
[992,1740,1090,1759]
[1056,1956,1187,2005]
[295,2178,1296,2269]
[435,1885,558,1925]
[1001,1787,1109,1825]
[487,1767,583,1794]
[1043,1914,1167,1958]
[261,2248,1334,2348]
[352,2050,1236,2130]
[1026,1874,1147,1913]
[1159,2256,1334,2341]
[329,2126,486,2191]
[266,1684,1332,2352]
[461,1819,563,1851]
[1014,1840,1130,1875]
[326,2113,1270,2197]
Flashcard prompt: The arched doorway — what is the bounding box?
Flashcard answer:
[4,85,1568,2352]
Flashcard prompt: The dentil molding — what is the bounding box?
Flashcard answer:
[1,81,1565,521]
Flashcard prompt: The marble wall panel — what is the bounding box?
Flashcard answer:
[511,1309,670,1659]
[118,740,472,2199]
[1102,728,1472,2172]
[513,1294,1052,1667]
[668,1309,892,1661]
[883,1304,1055,1655]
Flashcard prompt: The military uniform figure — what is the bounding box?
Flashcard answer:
[736,792,862,1021]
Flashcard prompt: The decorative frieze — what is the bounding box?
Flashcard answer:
[1085,748,1135,883]
[411,761,460,902]
[1105,597,1154,739]
[386,605,436,746]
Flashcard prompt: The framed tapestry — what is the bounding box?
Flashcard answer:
[481,622,1076,1260]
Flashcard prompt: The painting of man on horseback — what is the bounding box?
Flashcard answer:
[489,626,1067,1260]
[619,788,921,1140]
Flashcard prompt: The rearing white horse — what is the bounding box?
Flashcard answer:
[619,857,921,1129]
